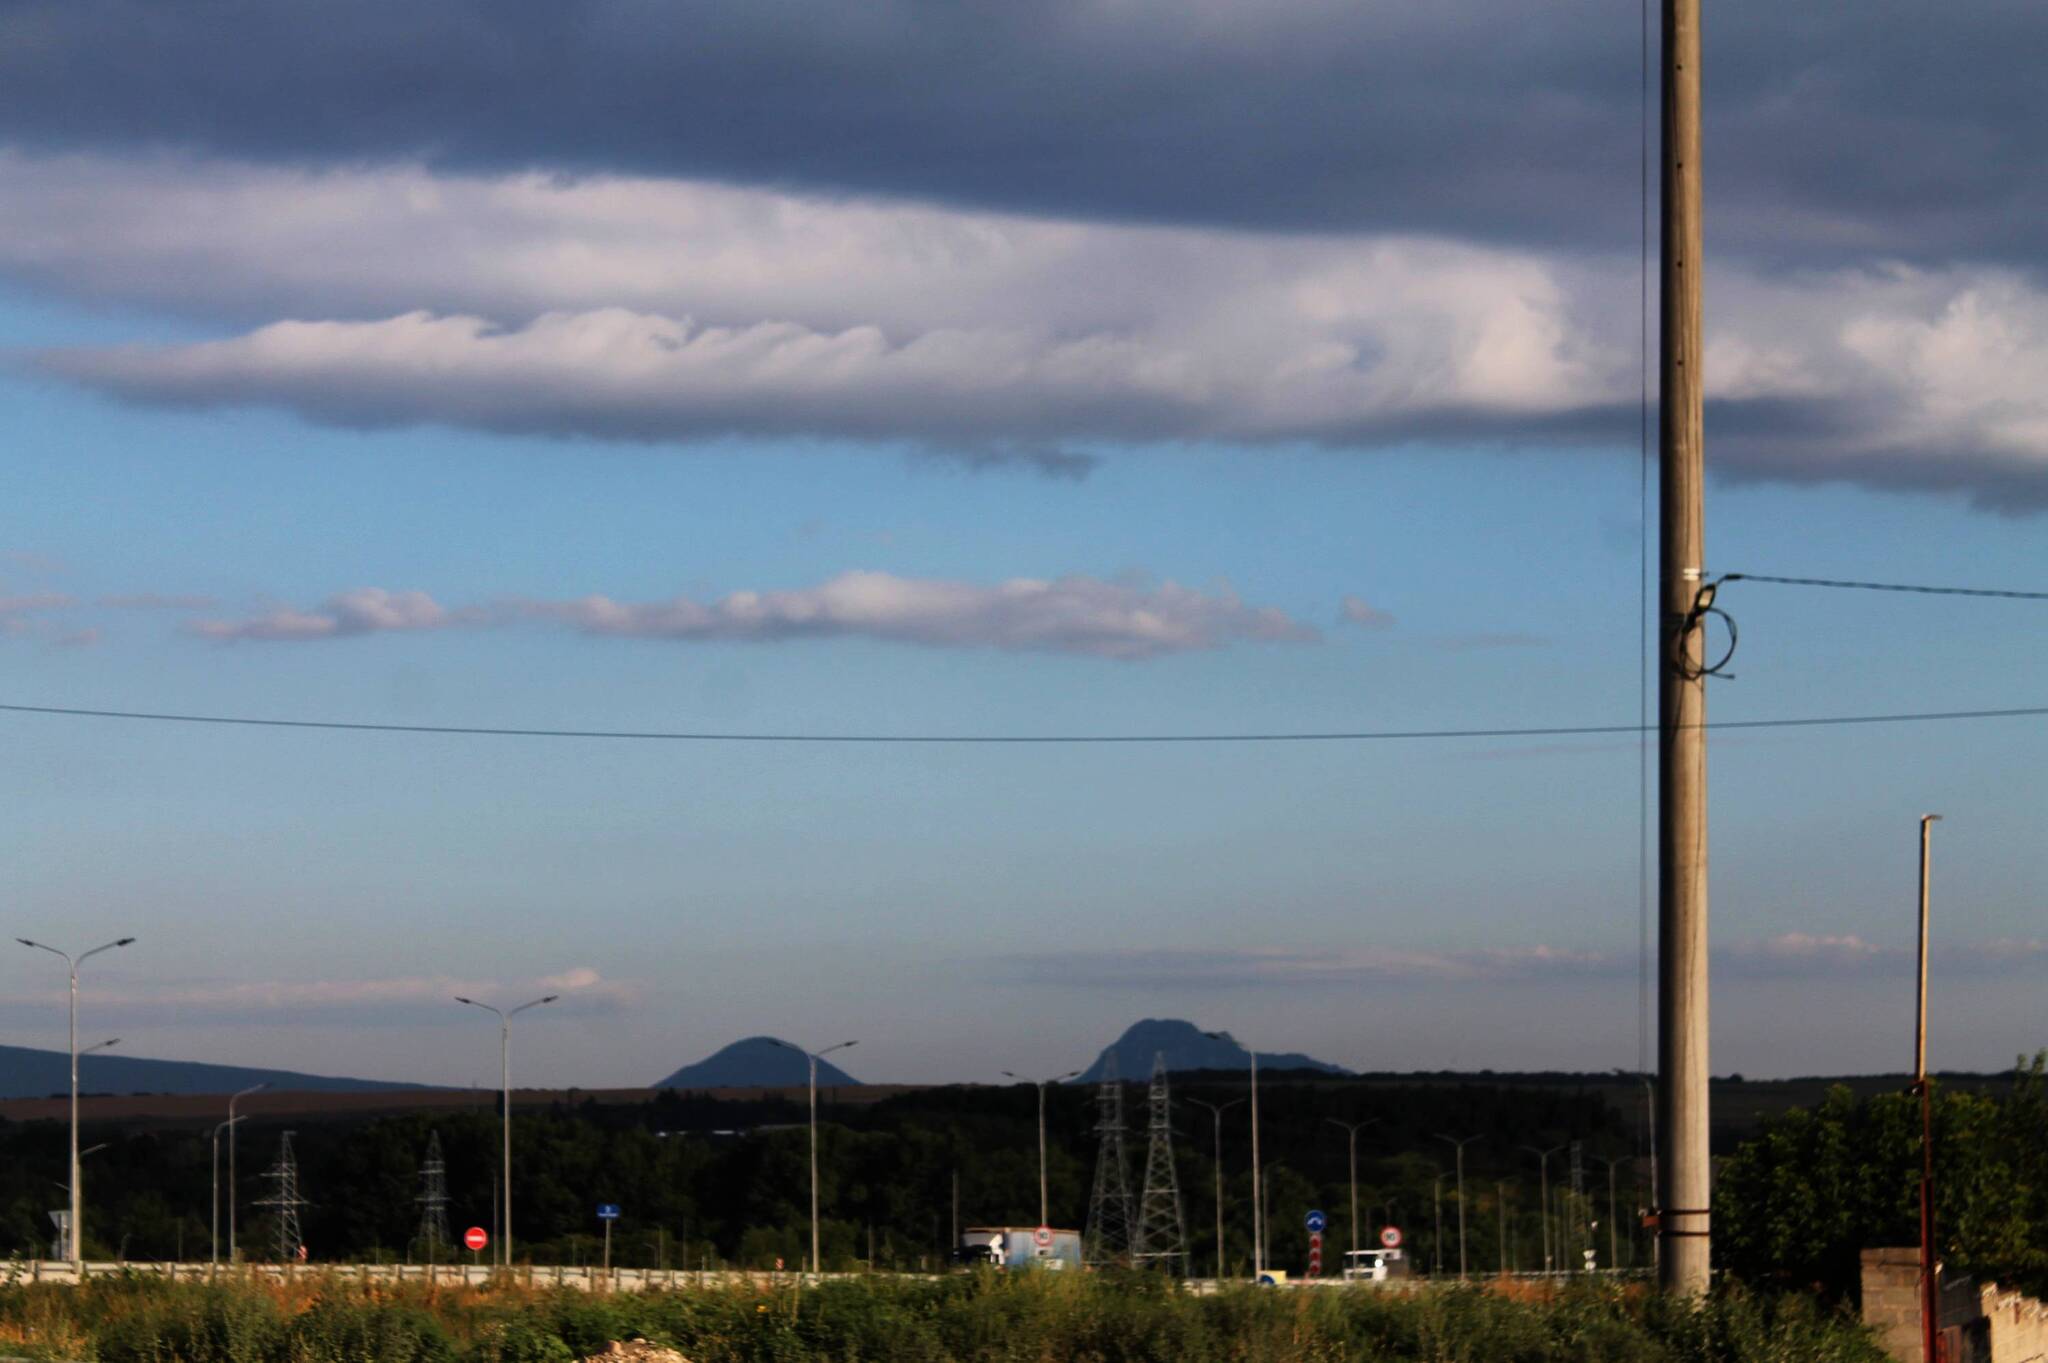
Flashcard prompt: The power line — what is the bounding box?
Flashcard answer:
[1721,573,2048,601]
[1,700,2044,745]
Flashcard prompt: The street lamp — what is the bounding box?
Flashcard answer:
[211,1115,245,1266]
[1191,1098,1244,1279]
[456,993,558,1267]
[1590,1156,1627,1270]
[1204,1031,1263,1278]
[1431,1171,1445,1276]
[1518,1143,1566,1274]
[1000,1068,1079,1229]
[1435,1133,1480,1280]
[226,1082,267,1262]
[17,935,134,1270]
[1325,1118,1378,1264]
[773,1038,858,1274]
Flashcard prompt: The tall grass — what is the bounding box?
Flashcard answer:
[0,1272,1886,1363]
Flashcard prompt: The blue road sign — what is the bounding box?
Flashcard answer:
[1305,1209,1327,1233]
[597,1203,621,1221]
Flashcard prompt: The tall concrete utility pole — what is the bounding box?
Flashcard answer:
[1658,0,1712,1297]
[1916,815,1943,1363]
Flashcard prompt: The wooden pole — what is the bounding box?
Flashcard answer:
[1657,0,1712,1297]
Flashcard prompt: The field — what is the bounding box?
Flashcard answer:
[0,1271,1887,1363]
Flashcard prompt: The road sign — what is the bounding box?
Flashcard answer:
[597,1203,621,1221]
[1308,1230,1324,1277]
[1305,1209,1327,1233]
[1379,1225,1403,1248]
[464,1227,488,1252]
[1034,1226,1053,1248]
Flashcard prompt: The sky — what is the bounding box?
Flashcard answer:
[0,0,2043,1089]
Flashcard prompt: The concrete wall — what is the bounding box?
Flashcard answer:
[1862,1248,2048,1363]
[0,1260,901,1292]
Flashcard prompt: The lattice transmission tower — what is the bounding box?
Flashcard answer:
[255,1131,310,1262]
[1131,1052,1187,1274]
[414,1130,451,1261]
[1083,1054,1135,1266]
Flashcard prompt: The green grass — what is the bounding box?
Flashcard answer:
[0,1272,1887,1363]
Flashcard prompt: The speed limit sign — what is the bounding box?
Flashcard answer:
[1379,1225,1403,1249]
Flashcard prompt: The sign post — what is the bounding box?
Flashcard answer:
[1305,1210,1327,1278]
[597,1203,621,1274]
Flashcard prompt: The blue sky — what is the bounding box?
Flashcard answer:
[1,0,2043,1087]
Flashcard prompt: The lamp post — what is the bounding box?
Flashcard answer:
[1001,1068,1079,1229]
[1590,1156,1627,1270]
[1325,1118,1377,1264]
[1497,1181,1510,1275]
[1191,1098,1244,1279]
[17,935,134,1270]
[1204,1031,1262,1277]
[774,1039,858,1274]
[226,1082,267,1262]
[1435,1133,1480,1280]
[211,1116,245,1266]
[456,994,558,1267]
[1519,1144,1565,1274]
[1432,1172,1444,1276]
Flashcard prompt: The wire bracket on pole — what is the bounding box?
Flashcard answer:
[1675,579,1738,680]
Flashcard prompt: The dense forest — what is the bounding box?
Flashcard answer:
[0,1072,1634,1275]
[8,1061,2045,1295]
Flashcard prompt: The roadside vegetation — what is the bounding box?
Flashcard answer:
[0,1271,1884,1363]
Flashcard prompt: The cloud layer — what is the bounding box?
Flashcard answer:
[1000,934,2048,989]
[0,966,635,1025]
[189,572,1318,660]
[3,1,2044,265]
[14,154,2048,505]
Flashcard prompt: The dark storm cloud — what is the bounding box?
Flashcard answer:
[2,0,2044,262]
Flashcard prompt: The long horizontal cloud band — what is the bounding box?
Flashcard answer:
[999,935,2048,989]
[15,155,2048,507]
[187,574,1323,660]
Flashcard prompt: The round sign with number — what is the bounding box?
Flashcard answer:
[1034,1226,1053,1248]
[464,1226,488,1252]
[1305,1209,1327,1233]
[1379,1225,1403,1248]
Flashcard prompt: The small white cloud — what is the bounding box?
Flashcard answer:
[188,572,1317,660]
[189,588,470,641]
[1339,595,1393,628]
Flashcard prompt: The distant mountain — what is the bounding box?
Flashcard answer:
[0,1044,426,1100]
[1075,1019,1351,1084]
[654,1036,862,1089]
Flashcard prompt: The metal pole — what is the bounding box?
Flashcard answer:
[1497,1182,1508,1275]
[1657,0,1712,1297]
[1436,1134,1478,1280]
[1036,1083,1048,1227]
[456,993,557,1272]
[1917,814,1942,1363]
[68,958,78,1270]
[1204,1113,1220,1277]
[1432,1174,1442,1276]
[809,1051,820,1274]
[1520,1145,1562,1274]
[1249,1049,1262,1277]
[210,1117,243,1266]
[501,1017,512,1269]
[17,937,133,1271]
[1194,1099,1242,1279]
[1609,1162,1619,1270]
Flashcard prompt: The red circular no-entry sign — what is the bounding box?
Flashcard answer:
[464,1226,489,1253]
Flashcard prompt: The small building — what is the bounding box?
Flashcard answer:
[960,1226,1084,1270]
